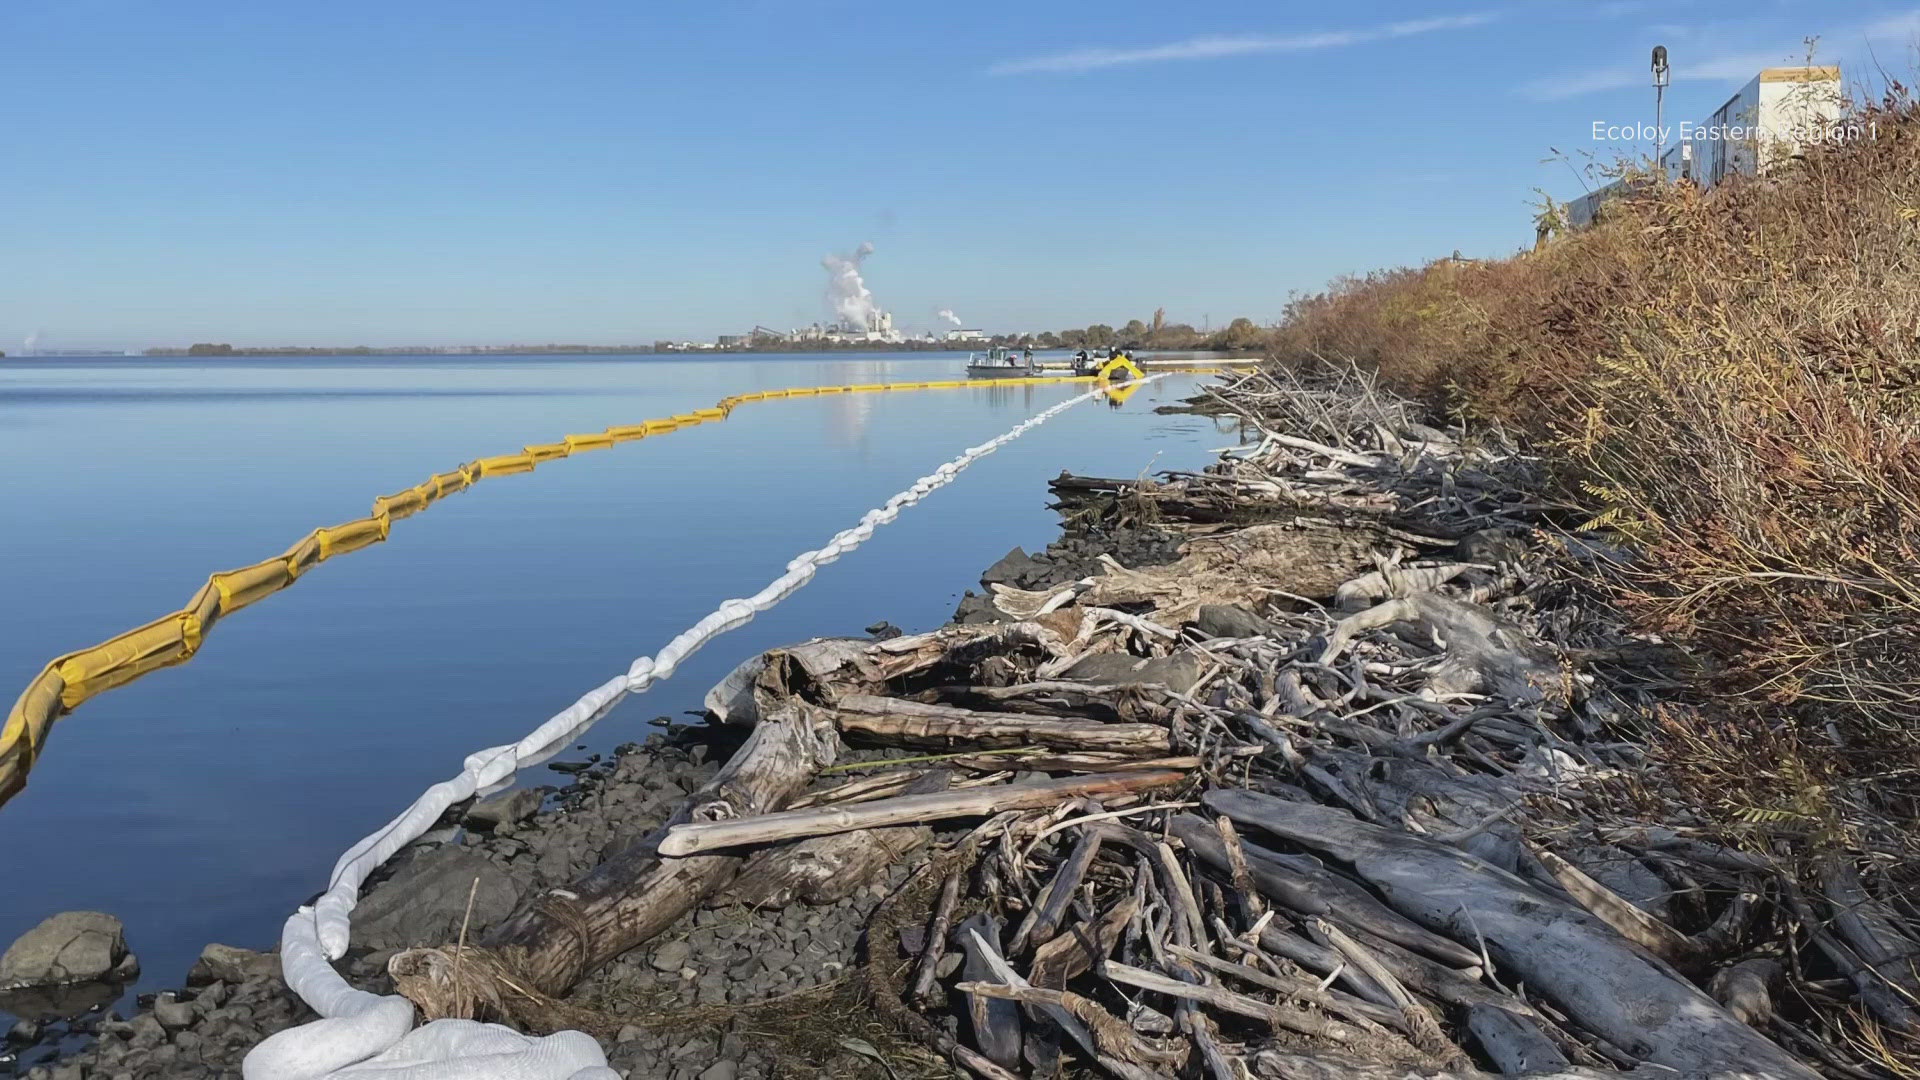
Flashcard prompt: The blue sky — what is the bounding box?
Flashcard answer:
[4,0,1918,349]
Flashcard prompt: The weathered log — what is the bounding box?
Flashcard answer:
[1206,790,1817,1078]
[1309,917,1452,1054]
[718,776,950,909]
[1031,895,1138,989]
[1532,844,1702,968]
[719,823,930,907]
[476,697,838,995]
[955,914,1023,1072]
[703,638,880,723]
[1172,813,1479,968]
[1168,813,1327,914]
[1009,829,1103,954]
[909,868,964,1005]
[1164,943,1405,1032]
[658,770,1185,857]
[1248,1048,1668,1079]
[1295,924,1520,1018]
[1466,1004,1569,1072]
[833,694,1171,754]
[1319,592,1566,706]
[1101,960,1359,1044]
[952,983,1177,1080]
[1253,925,1398,1010]
[1252,845,1481,969]
[1819,855,1920,1003]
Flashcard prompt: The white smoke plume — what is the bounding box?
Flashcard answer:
[937,309,963,326]
[821,242,880,329]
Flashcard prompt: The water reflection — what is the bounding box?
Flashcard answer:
[0,352,1225,1019]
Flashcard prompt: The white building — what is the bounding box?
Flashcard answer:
[945,328,986,343]
[1567,65,1844,228]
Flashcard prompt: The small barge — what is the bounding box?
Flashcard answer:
[965,346,1041,379]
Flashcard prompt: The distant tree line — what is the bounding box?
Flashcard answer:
[990,310,1267,353]
[144,312,1272,358]
[148,343,664,357]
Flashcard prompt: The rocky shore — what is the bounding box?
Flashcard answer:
[2,516,1179,1080]
[8,365,1899,1080]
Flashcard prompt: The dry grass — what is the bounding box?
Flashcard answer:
[1269,88,1920,1040]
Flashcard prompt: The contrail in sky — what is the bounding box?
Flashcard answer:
[989,13,1496,76]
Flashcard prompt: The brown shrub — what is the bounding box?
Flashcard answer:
[1271,93,1920,874]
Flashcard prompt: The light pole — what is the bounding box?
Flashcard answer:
[1652,45,1670,179]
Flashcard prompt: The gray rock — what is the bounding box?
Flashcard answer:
[0,912,131,989]
[1060,651,1201,693]
[699,1062,739,1080]
[951,592,1004,625]
[615,1023,645,1044]
[350,849,524,950]
[186,945,277,986]
[980,546,1041,588]
[127,1013,165,1050]
[1193,603,1271,640]
[463,788,546,831]
[6,1018,41,1044]
[650,940,690,973]
[153,994,195,1031]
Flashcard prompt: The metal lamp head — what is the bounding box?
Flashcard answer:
[1652,45,1670,87]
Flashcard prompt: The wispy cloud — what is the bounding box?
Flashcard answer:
[987,13,1496,77]
[1521,5,1920,100]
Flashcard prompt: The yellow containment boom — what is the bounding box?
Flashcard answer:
[0,368,1208,808]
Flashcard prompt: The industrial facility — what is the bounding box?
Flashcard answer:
[1566,64,1844,228]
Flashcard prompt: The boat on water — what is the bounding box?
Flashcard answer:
[965,346,1041,379]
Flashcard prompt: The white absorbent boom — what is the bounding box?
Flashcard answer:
[243,380,1154,1080]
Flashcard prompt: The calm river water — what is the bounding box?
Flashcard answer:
[0,351,1229,1017]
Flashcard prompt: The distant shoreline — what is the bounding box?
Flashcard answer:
[132,342,987,358]
[12,344,1251,361]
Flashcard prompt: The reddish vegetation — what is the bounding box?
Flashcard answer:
[1271,93,1920,919]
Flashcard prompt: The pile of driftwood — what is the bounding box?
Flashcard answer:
[393,366,1912,1079]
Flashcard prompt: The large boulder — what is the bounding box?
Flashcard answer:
[980,547,1043,589]
[350,849,525,950]
[186,943,279,986]
[0,912,134,990]
[462,787,546,832]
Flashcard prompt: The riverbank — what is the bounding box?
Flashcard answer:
[2,513,1188,1080]
[10,365,1891,1079]
[1268,93,1920,1011]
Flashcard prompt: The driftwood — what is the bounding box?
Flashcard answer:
[381,364,1884,1080]
[720,769,952,907]
[1465,1005,1568,1072]
[473,696,839,994]
[834,694,1171,754]
[658,770,1185,857]
[1205,791,1817,1078]
[957,914,1024,1072]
